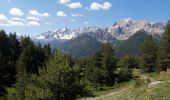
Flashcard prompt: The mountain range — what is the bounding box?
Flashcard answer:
[33,19,165,58]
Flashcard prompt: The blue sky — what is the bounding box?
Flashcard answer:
[0,0,170,36]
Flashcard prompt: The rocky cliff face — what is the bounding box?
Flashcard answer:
[108,18,164,40]
[33,19,164,42]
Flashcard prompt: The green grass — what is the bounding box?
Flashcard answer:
[112,72,170,100]
[153,83,170,99]
[143,71,170,81]
[80,69,170,100]
[87,80,134,97]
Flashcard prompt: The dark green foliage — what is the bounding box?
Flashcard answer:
[118,55,139,69]
[0,30,10,95]
[43,44,52,61]
[83,55,104,90]
[157,22,170,71]
[25,50,91,100]
[117,55,134,82]
[0,30,10,63]
[98,43,117,85]
[19,37,51,74]
[0,31,52,97]
[8,33,20,84]
[1,25,167,99]
[5,37,52,99]
[15,49,28,100]
[0,30,20,95]
[141,35,158,72]
[116,67,132,83]
[8,33,20,68]
[83,43,117,86]
[82,43,134,89]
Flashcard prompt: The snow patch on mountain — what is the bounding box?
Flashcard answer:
[108,18,164,40]
[34,19,165,41]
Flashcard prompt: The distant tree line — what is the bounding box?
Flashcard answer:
[0,22,170,99]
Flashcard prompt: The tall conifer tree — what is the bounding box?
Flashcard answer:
[141,35,157,72]
[157,22,170,71]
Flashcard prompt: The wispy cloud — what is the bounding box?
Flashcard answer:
[0,14,24,26]
[27,16,40,21]
[89,2,112,10]
[0,13,42,27]
[29,10,50,17]
[11,17,26,22]
[45,22,53,25]
[27,21,40,26]
[71,13,82,17]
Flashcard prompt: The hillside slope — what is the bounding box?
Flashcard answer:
[61,34,102,58]
[114,30,160,57]
[59,30,160,58]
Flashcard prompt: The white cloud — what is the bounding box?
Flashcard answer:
[27,21,40,26]
[89,2,112,10]
[70,19,76,22]
[0,14,24,26]
[89,2,101,10]
[84,21,88,24]
[102,2,112,10]
[57,11,67,17]
[9,8,24,16]
[71,13,82,17]
[29,10,50,17]
[27,16,40,21]
[0,14,42,27]
[58,0,70,4]
[67,2,82,9]
[45,22,52,25]
[11,17,26,22]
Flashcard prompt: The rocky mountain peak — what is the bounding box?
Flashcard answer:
[34,19,165,41]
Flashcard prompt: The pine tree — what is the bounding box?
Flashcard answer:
[8,33,20,68]
[15,48,28,100]
[19,37,47,74]
[141,35,157,72]
[43,44,52,63]
[98,43,117,86]
[84,55,103,90]
[8,33,21,85]
[157,22,170,71]
[20,36,33,51]
[0,30,12,95]
[117,55,133,82]
[25,50,90,100]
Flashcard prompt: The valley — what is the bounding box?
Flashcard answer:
[0,0,170,99]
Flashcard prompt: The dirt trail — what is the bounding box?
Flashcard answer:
[79,73,159,100]
[141,74,155,82]
[80,86,133,100]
